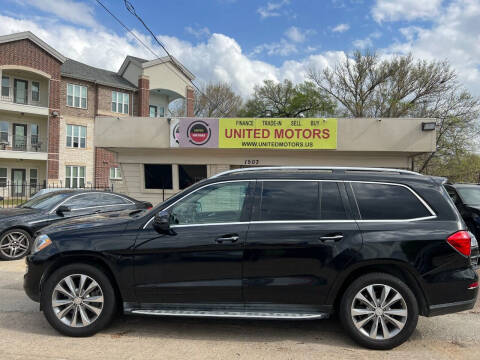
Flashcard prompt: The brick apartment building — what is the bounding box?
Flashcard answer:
[0,31,195,197]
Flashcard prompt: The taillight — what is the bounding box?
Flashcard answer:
[468,282,479,290]
[447,231,471,257]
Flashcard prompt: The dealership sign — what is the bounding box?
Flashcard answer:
[171,118,337,150]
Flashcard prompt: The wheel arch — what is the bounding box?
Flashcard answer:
[328,260,429,316]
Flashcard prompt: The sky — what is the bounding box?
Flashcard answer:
[1,0,479,98]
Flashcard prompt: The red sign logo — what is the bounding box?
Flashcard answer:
[187,121,211,146]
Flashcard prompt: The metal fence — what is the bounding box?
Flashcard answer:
[0,181,114,208]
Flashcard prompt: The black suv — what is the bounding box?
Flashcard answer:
[24,167,479,350]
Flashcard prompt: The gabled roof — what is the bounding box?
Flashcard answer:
[0,31,66,63]
[61,59,137,91]
[118,55,195,81]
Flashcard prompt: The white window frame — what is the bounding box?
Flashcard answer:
[67,83,87,109]
[65,165,86,188]
[31,81,40,102]
[109,167,122,180]
[0,121,8,144]
[1,76,10,98]
[112,91,129,114]
[66,124,87,149]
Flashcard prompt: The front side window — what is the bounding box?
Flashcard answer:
[20,192,71,210]
[65,165,85,188]
[351,182,433,220]
[112,91,129,114]
[170,181,250,225]
[31,81,40,102]
[0,168,6,187]
[144,164,173,189]
[0,121,8,143]
[179,165,207,189]
[67,84,87,109]
[66,124,86,148]
[109,167,122,180]
[64,193,101,210]
[1,76,9,97]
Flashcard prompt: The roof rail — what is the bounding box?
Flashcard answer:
[211,166,422,178]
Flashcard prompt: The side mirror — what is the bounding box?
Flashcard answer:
[56,205,71,216]
[153,210,170,233]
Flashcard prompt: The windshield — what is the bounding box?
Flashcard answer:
[20,192,72,210]
[457,187,480,206]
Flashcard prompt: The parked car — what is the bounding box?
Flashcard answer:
[444,183,480,240]
[0,190,152,260]
[24,167,478,349]
[30,187,70,199]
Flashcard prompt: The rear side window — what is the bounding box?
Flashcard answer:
[259,181,347,221]
[351,182,433,220]
[99,194,131,205]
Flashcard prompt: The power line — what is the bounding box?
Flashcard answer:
[93,0,213,112]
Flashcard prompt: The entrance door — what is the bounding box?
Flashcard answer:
[13,124,27,151]
[11,169,26,197]
[14,79,28,104]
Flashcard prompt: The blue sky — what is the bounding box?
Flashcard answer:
[1,0,479,97]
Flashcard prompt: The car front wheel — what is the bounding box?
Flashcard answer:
[339,272,419,350]
[41,263,116,337]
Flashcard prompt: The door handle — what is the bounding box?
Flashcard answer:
[319,234,344,242]
[215,235,239,244]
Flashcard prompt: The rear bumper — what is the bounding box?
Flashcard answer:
[426,291,478,317]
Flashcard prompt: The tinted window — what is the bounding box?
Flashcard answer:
[20,192,71,210]
[352,182,432,220]
[260,181,319,221]
[320,182,347,220]
[99,193,130,205]
[179,165,208,189]
[170,181,249,225]
[64,193,101,210]
[456,187,480,206]
[144,164,173,189]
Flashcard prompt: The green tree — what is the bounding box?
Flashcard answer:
[239,79,336,118]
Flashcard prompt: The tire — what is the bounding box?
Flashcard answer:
[0,228,32,260]
[339,272,419,350]
[41,263,116,337]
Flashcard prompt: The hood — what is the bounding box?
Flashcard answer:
[0,207,40,219]
[41,209,137,234]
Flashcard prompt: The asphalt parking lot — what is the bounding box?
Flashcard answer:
[0,260,479,360]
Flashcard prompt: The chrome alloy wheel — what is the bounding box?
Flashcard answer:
[351,284,408,340]
[0,231,29,259]
[52,274,104,328]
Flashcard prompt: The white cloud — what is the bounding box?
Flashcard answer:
[15,0,98,27]
[353,31,381,49]
[185,25,210,39]
[284,26,313,43]
[257,0,290,19]
[252,39,298,57]
[385,0,480,94]
[372,0,443,23]
[332,23,350,33]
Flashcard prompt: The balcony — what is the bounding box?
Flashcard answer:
[0,135,48,161]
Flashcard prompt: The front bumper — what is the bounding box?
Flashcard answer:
[23,256,46,303]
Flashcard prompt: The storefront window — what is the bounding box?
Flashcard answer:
[178,165,207,189]
[144,164,173,189]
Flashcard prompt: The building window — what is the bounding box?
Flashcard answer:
[0,168,6,187]
[144,164,173,189]
[29,169,37,195]
[109,167,122,180]
[67,83,87,109]
[159,106,165,117]
[66,166,85,188]
[31,81,40,102]
[112,91,129,114]
[66,124,86,149]
[31,124,39,148]
[149,105,157,118]
[179,165,207,189]
[1,76,9,98]
[0,121,8,144]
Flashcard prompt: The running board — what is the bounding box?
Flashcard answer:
[130,309,328,320]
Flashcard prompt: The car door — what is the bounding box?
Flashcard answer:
[53,193,103,220]
[243,180,362,311]
[133,180,254,305]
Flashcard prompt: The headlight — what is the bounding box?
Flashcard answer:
[32,234,52,254]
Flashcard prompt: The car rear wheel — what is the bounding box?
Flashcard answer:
[0,229,32,260]
[339,272,419,350]
[41,263,116,337]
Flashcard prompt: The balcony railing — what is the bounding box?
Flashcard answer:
[0,86,43,107]
[0,135,46,152]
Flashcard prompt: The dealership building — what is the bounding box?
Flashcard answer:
[95,116,437,205]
